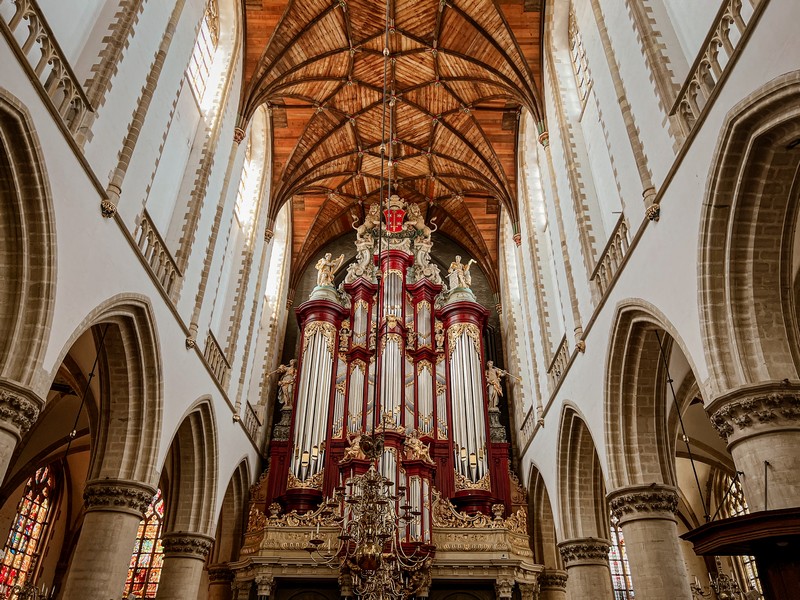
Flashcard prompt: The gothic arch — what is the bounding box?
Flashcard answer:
[161,398,219,536]
[527,463,563,569]
[54,294,163,486]
[0,89,56,391]
[699,71,800,394]
[211,457,251,563]
[556,405,608,540]
[604,299,702,490]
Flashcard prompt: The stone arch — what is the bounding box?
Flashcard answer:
[556,405,608,540]
[604,299,702,490]
[211,457,251,563]
[528,463,563,569]
[0,89,56,390]
[699,71,800,393]
[53,294,163,486]
[161,398,219,537]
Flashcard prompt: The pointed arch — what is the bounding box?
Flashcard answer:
[527,463,562,570]
[604,300,702,490]
[161,398,219,536]
[556,405,608,540]
[211,457,251,563]
[53,294,163,486]
[699,71,800,393]
[0,89,56,390]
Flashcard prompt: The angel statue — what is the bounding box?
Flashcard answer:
[485,360,511,411]
[315,252,345,287]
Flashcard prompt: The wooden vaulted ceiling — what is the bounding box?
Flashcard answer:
[241,0,544,292]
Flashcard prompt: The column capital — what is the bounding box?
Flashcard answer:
[607,484,679,524]
[161,531,214,559]
[709,383,800,445]
[495,577,515,598]
[558,537,610,567]
[83,478,155,517]
[0,380,44,438]
[539,569,568,591]
[518,582,540,600]
[207,564,234,583]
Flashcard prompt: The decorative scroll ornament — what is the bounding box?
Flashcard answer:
[287,470,324,490]
[303,321,337,356]
[250,500,342,531]
[430,490,526,534]
[454,471,491,491]
[447,322,481,358]
[509,471,528,505]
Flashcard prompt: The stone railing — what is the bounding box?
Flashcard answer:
[670,0,765,137]
[204,330,231,388]
[546,334,569,391]
[1,0,93,135]
[203,331,231,388]
[135,211,182,301]
[243,401,262,441]
[591,214,630,297]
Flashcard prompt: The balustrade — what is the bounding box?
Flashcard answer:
[1,0,93,135]
[671,0,765,137]
[547,335,569,391]
[204,330,231,388]
[590,215,630,298]
[243,401,262,441]
[135,211,182,300]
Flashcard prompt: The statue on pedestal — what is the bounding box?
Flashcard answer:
[315,253,345,287]
[270,359,297,409]
[485,361,509,411]
[448,255,475,290]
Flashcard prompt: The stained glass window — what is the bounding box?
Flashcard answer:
[188,0,220,101]
[609,513,635,599]
[124,489,165,599]
[0,466,56,596]
[718,474,762,596]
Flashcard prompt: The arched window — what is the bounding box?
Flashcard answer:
[0,466,56,593]
[568,6,591,106]
[124,489,165,598]
[717,474,762,595]
[609,513,634,599]
[188,0,220,101]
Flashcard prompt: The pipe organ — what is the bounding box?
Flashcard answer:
[262,195,514,522]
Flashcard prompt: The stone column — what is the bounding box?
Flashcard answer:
[709,385,800,511]
[0,382,43,482]
[558,538,614,600]
[607,484,692,600]
[255,575,275,600]
[538,569,567,600]
[207,564,234,600]
[61,479,155,599]
[155,532,214,599]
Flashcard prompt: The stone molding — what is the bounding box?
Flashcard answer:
[709,385,800,443]
[607,484,679,523]
[539,569,568,590]
[83,479,155,517]
[0,382,44,438]
[161,532,214,559]
[207,564,234,583]
[558,538,610,566]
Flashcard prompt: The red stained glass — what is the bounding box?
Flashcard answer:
[123,489,164,598]
[0,466,55,595]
